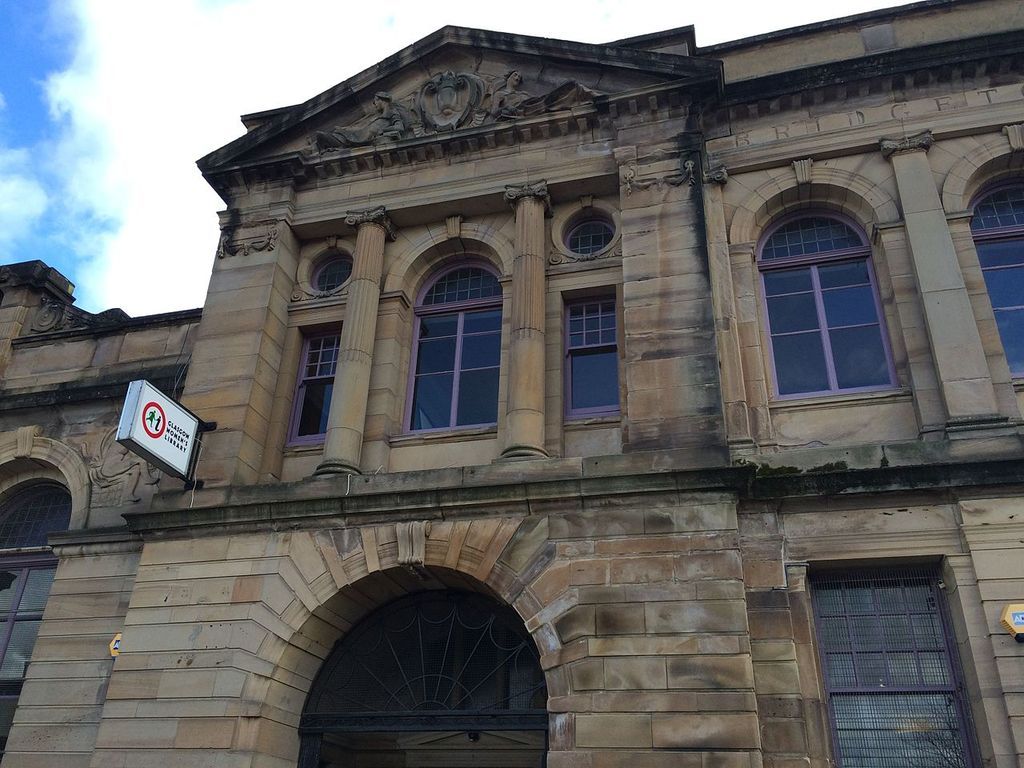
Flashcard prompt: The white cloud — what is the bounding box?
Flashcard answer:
[0,148,48,262]
[43,0,903,315]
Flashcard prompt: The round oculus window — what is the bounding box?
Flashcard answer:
[566,218,614,256]
[313,253,353,293]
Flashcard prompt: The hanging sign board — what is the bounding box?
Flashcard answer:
[116,380,201,480]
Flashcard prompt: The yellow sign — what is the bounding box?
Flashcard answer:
[999,604,1024,640]
[109,633,122,657]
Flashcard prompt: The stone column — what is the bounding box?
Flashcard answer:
[500,181,550,459]
[316,206,396,475]
[882,131,1006,436]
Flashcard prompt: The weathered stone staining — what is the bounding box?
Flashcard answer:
[2,3,1024,768]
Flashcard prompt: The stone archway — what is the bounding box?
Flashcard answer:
[297,587,548,768]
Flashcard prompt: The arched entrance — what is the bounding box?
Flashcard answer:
[298,591,548,768]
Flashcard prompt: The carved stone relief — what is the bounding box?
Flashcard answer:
[79,427,160,507]
[216,220,279,259]
[29,297,129,334]
[879,130,933,158]
[308,71,601,154]
[396,520,431,576]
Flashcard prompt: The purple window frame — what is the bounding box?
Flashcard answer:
[970,182,1024,376]
[564,297,620,419]
[757,212,896,399]
[404,263,503,433]
[811,566,979,768]
[287,332,341,445]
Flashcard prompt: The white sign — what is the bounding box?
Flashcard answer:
[116,380,201,480]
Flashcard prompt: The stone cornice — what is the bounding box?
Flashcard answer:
[120,455,1024,540]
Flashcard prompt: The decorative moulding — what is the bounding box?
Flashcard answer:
[793,158,814,185]
[216,220,279,259]
[879,130,933,158]
[1004,124,1024,152]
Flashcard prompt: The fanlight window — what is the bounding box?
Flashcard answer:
[304,592,547,725]
[0,484,71,549]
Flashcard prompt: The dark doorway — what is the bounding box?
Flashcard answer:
[298,591,548,768]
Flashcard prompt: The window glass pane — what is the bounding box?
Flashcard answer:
[0,698,16,754]
[419,315,458,339]
[461,333,501,370]
[314,255,353,292]
[830,325,890,389]
[818,260,870,289]
[423,268,501,305]
[455,369,499,426]
[571,349,619,411]
[297,381,333,437]
[974,239,1024,269]
[773,332,829,395]
[567,220,614,255]
[0,486,71,548]
[995,308,1024,373]
[763,268,813,296]
[463,309,502,334]
[972,185,1024,230]
[18,568,55,613]
[762,217,863,260]
[982,265,1024,309]
[0,572,21,614]
[823,285,880,327]
[0,621,41,681]
[767,293,819,333]
[415,338,457,375]
[411,374,454,430]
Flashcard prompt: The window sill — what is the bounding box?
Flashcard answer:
[389,425,498,448]
[564,413,621,429]
[769,387,912,412]
[283,441,325,455]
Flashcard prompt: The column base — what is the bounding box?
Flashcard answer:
[498,445,549,461]
[945,414,1018,440]
[312,459,361,476]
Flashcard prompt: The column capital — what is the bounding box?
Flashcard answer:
[345,205,397,240]
[504,180,551,216]
[880,130,933,159]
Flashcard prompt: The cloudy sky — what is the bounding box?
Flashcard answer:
[1,0,906,315]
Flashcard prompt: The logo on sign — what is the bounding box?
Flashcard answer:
[142,402,166,439]
[1013,611,1024,625]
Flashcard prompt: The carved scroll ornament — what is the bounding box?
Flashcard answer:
[879,130,934,158]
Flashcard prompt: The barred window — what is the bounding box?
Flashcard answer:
[812,567,978,768]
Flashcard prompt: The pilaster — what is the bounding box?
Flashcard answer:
[881,132,1009,439]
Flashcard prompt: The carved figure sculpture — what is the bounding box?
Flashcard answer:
[311,92,416,150]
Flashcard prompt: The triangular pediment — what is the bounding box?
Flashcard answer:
[197,25,722,180]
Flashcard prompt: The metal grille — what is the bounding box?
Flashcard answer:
[0,485,71,548]
[303,592,547,732]
[812,567,976,768]
[971,185,1024,231]
[761,216,864,260]
[423,268,501,305]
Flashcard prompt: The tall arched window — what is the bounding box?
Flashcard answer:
[408,265,503,431]
[758,214,894,397]
[0,483,71,756]
[971,183,1024,375]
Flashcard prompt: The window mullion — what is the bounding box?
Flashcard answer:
[810,266,839,391]
[450,312,466,427]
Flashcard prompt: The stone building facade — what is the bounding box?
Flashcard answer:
[1,1,1023,766]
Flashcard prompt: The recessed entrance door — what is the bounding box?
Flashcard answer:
[298,591,548,768]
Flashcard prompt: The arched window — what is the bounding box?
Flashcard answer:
[758,214,894,397]
[0,483,70,756]
[299,591,547,768]
[408,265,503,431]
[971,184,1024,375]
